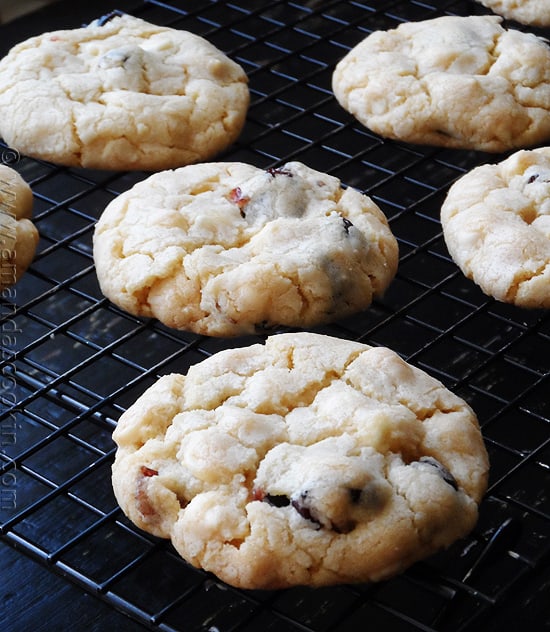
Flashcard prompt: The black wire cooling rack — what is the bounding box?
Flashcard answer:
[1,1,549,630]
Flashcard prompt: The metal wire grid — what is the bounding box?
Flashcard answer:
[1,1,549,630]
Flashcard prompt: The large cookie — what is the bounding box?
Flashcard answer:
[0,165,39,291]
[112,332,489,589]
[332,15,550,152]
[0,14,249,171]
[475,0,550,27]
[93,161,398,336]
[441,147,550,308]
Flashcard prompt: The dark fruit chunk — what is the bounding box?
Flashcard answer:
[266,494,291,508]
[291,491,323,529]
[266,167,294,177]
[418,456,459,491]
[252,488,291,508]
[342,217,354,234]
[94,10,127,26]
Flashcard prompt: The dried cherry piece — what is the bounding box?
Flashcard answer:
[140,465,158,477]
[135,467,158,517]
[252,488,265,502]
[228,187,250,217]
[135,486,156,516]
[266,167,294,178]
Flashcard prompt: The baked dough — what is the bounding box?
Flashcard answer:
[0,165,38,290]
[0,14,249,171]
[474,0,550,27]
[332,15,550,152]
[112,332,489,589]
[441,147,550,307]
[93,161,398,336]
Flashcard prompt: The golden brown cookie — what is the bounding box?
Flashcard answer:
[112,332,489,589]
[0,165,38,290]
[441,147,550,307]
[93,161,398,336]
[475,0,550,27]
[332,15,550,152]
[0,14,249,170]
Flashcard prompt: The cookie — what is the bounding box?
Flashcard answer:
[475,0,550,27]
[0,14,249,171]
[441,147,550,308]
[0,165,39,291]
[93,161,398,336]
[111,332,489,589]
[332,15,550,152]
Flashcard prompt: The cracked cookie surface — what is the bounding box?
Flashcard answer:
[474,0,550,27]
[0,165,39,291]
[111,332,489,589]
[441,147,550,307]
[93,161,398,336]
[0,14,249,170]
[332,15,550,152]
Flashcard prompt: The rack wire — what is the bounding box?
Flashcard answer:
[1,1,549,630]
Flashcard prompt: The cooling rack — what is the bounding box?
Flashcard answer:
[1,1,549,630]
